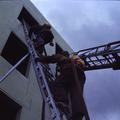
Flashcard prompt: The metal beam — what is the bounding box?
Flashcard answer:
[0,54,29,83]
[74,41,120,71]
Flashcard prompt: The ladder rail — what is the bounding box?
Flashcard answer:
[75,40,120,54]
[0,54,29,83]
[80,49,120,58]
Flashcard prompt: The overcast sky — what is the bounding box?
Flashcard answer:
[31,0,120,120]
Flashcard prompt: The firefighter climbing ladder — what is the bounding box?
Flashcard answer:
[21,19,91,120]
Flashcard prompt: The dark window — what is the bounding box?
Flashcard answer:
[56,43,63,54]
[1,32,30,76]
[18,7,39,26]
[0,90,21,120]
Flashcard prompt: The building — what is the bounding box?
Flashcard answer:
[0,0,73,120]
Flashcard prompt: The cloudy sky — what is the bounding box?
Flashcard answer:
[31,0,120,120]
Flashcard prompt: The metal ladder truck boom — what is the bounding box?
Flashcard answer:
[21,19,63,120]
[74,41,120,71]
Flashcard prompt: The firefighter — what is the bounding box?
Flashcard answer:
[35,51,86,120]
[29,23,54,55]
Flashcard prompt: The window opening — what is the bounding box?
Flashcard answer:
[18,7,39,27]
[1,32,30,76]
[0,90,22,120]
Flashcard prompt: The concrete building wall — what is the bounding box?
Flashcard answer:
[0,0,73,120]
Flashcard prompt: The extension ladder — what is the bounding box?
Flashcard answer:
[22,19,63,120]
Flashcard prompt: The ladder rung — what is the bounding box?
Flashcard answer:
[51,114,57,119]
[42,85,45,89]
[46,97,51,102]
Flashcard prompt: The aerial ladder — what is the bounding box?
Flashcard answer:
[0,20,120,120]
[73,41,120,71]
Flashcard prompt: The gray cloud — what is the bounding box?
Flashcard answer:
[85,70,120,120]
[31,1,120,119]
